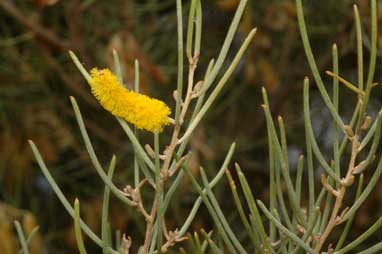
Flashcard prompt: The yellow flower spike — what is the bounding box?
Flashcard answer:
[89,68,171,133]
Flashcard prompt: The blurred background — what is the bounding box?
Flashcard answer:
[0,0,381,253]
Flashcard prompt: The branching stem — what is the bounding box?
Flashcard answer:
[315,136,359,252]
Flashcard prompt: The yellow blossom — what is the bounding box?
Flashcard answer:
[89,68,171,133]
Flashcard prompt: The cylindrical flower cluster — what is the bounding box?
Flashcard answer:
[89,68,171,133]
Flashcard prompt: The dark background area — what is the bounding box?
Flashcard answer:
[0,0,381,253]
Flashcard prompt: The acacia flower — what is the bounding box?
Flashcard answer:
[89,68,171,133]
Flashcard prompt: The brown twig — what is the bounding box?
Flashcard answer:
[169,154,189,177]
[141,54,199,254]
[162,216,170,241]
[160,230,188,253]
[315,136,359,252]
[145,144,166,160]
[120,234,132,254]
[142,197,158,254]
[320,174,339,197]
[124,180,152,222]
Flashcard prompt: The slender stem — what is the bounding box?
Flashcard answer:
[263,88,308,226]
[315,137,358,252]
[335,174,364,251]
[179,28,257,143]
[112,50,124,87]
[319,175,333,234]
[14,221,29,254]
[296,0,345,133]
[154,132,163,249]
[178,143,236,236]
[335,217,382,254]
[267,118,276,240]
[134,59,140,187]
[257,201,316,254]
[179,59,198,124]
[142,197,158,254]
[29,141,118,254]
[342,154,382,222]
[174,0,184,123]
[236,164,270,252]
[295,155,304,205]
[291,207,320,254]
[200,167,248,254]
[325,71,363,95]
[357,242,382,254]
[102,157,116,254]
[74,199,88,254]
[332,44,340,186]
[201,230,224,254]
[194,0,202,55]
[69,51,91,82]
[303,79,341,183]
[186,0,197,61]
[354,5,363,91]
[70,97,135,206]
[197,0,248,94]
[275,158,293,230]
[356,0,377,132]
[182,166,237,253]
[304,84,315,217]
[225,169,260,249]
